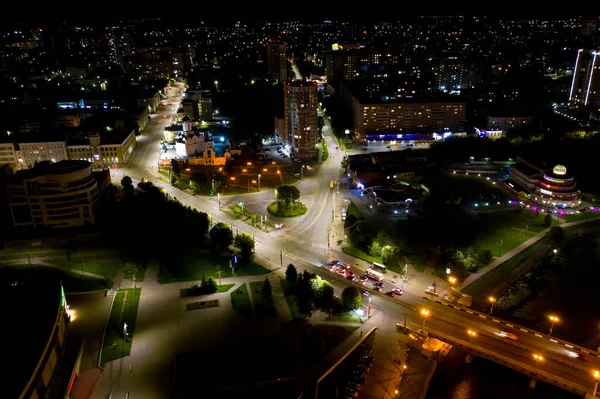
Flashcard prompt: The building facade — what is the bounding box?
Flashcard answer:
[18,140,69,169]
[487,115,532,131]
[266,42,287,82]
[7,160,102,228]
[352,99,466,135]
[569,49,600,110]
[0,142,17,170]
[283,81,318,154]
[508,158,581,209]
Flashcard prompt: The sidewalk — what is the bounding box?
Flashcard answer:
[0,258,109,280]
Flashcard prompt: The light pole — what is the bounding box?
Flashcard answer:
[488,296,496,315]
[548,315,559,336]
[258,174,261,190]
[368,297,372,318]
[593,370,599,396]
[123,322,128,339]
[448,276,457,285]
[467,329,477,344]
[420,308,430,331]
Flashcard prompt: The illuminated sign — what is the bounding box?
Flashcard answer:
[332,43,341,51]
[540,189,553,195]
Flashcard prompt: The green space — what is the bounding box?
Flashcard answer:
[230,283,253,318]
[157,250,269,284]
[100,288,142,366]
[342,246,380,264]
[281,280,304,319]
[249,281,277,319]
[0,265,110,293]
[321,142,329,161]
[180,283,235,298]
[347,200,364,220]
[123,265,145,282]
[561,211,600,223]
[325,311,363,324]
[220,205,276,231]
[425,172,505,197]
[267,201,308,217]
[48,257,120,279]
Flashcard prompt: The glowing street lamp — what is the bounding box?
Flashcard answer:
[532,353,544,362]
[448,276,457,285]
[467,329,477,343]
[420,308,430,330]
[593,370,600,396]
[488,296,496,315]
[258,174,261,190]
[548,315,559,336]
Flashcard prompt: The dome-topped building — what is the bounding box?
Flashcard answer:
[507,158,581,209]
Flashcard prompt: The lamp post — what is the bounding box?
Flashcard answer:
[420,308,430,331]
[467,329,477,344]
[448,276,457,285]
[548,315,559,336]
[258,174,261,190]
[488,296,496,315]
[593,370,600,396]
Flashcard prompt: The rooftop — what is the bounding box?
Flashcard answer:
[283,80,318,87]
[3,278,62,399]
[13,160,91,181]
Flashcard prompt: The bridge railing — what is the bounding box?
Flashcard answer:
[427,330,590,396]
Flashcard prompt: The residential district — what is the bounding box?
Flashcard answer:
[1,13,600,399]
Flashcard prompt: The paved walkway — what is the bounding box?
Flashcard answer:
[245,282,257,317]
[0,258,108,280]
[268,274,293,323]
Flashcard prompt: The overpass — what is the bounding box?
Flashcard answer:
[426,330,590,396]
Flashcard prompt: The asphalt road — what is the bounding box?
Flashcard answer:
[108,80,599,397]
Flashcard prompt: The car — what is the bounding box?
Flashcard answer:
[373,281,384,288]
[355,363,370,372]
[344,388,359,398]
[347,383,362,391]
[294,158,302,163]
[373,286,382,292]
[360,354,373,363]
[360,358,373,368]
[498,331,518,341]
[356,276,368,285]
[339,262,351,270]
[578,353,592,361]
[390,288,403,296]
[344,198,350,204]
[327,259,341,266]
[346,274,356,281]
[336,268,347,276]
[362,291,370,296]
[350,375,365,384]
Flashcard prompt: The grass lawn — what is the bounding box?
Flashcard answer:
[0,264,110,292]
[347,200,365,220]
[50,257,120,279]
[100,288,141,366]
[561,211,600,223]
[249,281,277,320]
[157,250,269,284]
[342,246,380,263]
[479,209,559,233]
[180,283,235,298]
[425,172,505,197]
[230,283,253,318]
[281,280,304,319]
[267,201,308,217]
[325,311,363,323]
[473,228,533,257]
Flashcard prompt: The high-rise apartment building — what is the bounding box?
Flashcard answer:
[569,49,600,110]
[267,42,287,82]
[283,81,318,154]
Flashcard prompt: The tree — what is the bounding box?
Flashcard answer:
[262,277,272,299]
[201,276,218,294]
[277,185,301,209]
[381,245,399,267]
[368,240,382,258]
[286,263,298,284]
[544,213,552,227]
[189,179,201,192]
[124,262,141,285]
[121,175,134,196]
[234,233,255,263]
[313,279,335,308]
[477,249,493,265]
[341,286,361,311]
[210,223,234,251]
[548,226,564,242]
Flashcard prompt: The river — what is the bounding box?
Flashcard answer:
[426,347,579,399]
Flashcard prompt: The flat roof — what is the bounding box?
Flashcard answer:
[3,277,61,398]
[12,160,91,181]
[511,162,539,177]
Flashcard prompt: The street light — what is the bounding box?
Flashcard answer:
[532,353,544,362]
[448,276,457,285]
[420,308,430,330]
[593,370,600,396]
[488,296,496,315]
[548,315,559,336]
[258,174,261,190]
[467,329,477,343]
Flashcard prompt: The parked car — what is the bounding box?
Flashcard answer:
[346,383,362,391]
[355,363,370,372]
[339,262,352,270]
[327,259,340,266]
[344,388,359,398]
[373,281,384,288]
[388,288,403,297]
[350,375,365,384]
[360,357,373,368]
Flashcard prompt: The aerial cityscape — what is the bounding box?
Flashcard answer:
[2,8,600,399]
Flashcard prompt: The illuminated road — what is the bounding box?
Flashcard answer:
[97,80,600,398]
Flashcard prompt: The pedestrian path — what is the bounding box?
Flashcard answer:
[245,282,257,317]
[267,274,293,322]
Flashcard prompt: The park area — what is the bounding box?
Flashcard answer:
[0,264,111,292]
[100,288,142,366]
[157,249,269,283]
[424,171,506,198]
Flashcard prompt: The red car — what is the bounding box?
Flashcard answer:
[578,353,592,361]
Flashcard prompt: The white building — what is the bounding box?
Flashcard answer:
[175,133,213,157]
[18,140,69,169]
[0,142,17,170]
[487,116,532,132]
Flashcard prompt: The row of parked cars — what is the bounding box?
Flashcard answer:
[324,259,404,298]
[341,350,374,398]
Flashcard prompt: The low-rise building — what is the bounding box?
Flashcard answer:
[487,115,532,131]
[18,139,70,169]
[0,142,17,170]
[6,160,105,228]
[67,129,137,168]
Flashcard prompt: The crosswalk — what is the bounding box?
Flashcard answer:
[311,243,328,249]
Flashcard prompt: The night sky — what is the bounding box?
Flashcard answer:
[3,1,598,26]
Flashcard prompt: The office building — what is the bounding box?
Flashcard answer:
[266,42,287,82]
[8,280,83,399]
[0,142,17,170]
[569,49,600,110]
[18,140,70,169]
[67,130,137,167]
[7,160,104,228]
[283,81,318,154]
[487,115,533,131]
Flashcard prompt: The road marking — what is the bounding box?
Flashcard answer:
[520,328,528,332]
[549,339,558,343]
[535,333,543,338]
[492,319,500,323]
[311,243,328,249]
[453,306,461,309]
[478,314,486,318]
[466,310,473,314]
[565,344,574,348]
[582,350,590,354]
[506,324,513,327]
